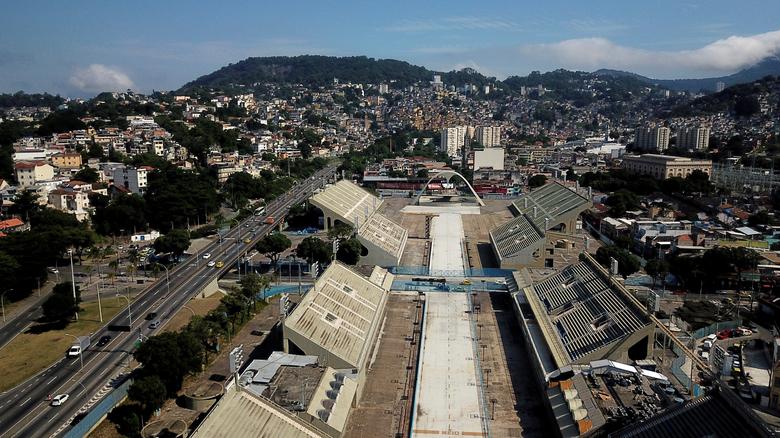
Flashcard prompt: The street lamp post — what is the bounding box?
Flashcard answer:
[117,295,132,325]
[63,333,84,369]
[68,249,79,321]
[151,263,171,296]
[1,289,13,324]
[96,265,103,323]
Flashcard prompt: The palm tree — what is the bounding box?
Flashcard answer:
[108,260,119,286]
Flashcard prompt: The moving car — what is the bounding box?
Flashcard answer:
[67,345,81,357]
[48,267,59,274]
[215,261,224,268]
[149,320,161,329]
[460,279,472,285]
[96,335,112,347]
[51,394,69,406]
[145,312,157,320]
[243,238,251,244]
[202,253,211,259]
[207,260,216,267]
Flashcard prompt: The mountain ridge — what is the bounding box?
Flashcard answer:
[180,55,780,95]
[594,58,780,93]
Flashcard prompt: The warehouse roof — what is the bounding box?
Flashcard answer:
[190,385,326,438]
[489,213,545,260]
[358,212,408,259]
[310,180,382,227]
[525,258,650,364]
[284,262,390,369]
[513,182,590,230]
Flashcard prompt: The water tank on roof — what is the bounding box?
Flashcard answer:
[563,388,579,400]
[317,409,331,422]
[567,397,583,411]
[571,408,588,421]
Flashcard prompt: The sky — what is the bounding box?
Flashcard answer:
[2,0,780,97]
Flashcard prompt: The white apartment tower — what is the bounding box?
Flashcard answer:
[634,125,670,152]
[439,126,467,157]
[474,126,501,148]
[678,126,711,151]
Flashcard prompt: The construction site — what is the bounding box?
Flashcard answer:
[182,178,774,438]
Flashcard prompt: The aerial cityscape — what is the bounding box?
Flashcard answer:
[3,1,780,437]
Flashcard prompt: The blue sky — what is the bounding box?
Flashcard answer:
[2,0,780,96]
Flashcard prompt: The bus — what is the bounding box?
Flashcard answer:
[254,205,266,216]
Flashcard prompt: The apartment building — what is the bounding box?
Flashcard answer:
[474,126,501,148]
[634,125,670,152]
[15,161,55,188]
[51,152,82,169]
[110,165,151,194]
[439,126,467,157]
[677,126,711,151]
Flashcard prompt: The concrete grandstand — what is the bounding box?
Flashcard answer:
[310,180,408,266]
[490,182,591,269]
[512,253,654,376]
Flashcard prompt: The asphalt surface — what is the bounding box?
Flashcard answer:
[0,165,337,438]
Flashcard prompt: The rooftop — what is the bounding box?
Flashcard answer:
[191,384,325,438]
[357,212,407,259]
[310,180,382,227]
[283,262,390,369]
[490,213,545,260]
[524,257,651,365]
[512,182,591,231]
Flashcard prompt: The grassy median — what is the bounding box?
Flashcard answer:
[0,298,127,392]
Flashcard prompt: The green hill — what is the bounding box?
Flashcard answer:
[180,55,495,91]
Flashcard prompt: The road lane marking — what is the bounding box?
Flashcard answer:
[47,377,57,385]
[18,397,31,406]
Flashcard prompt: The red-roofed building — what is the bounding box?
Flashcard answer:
[0,217,29,234]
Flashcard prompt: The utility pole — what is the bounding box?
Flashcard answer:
[69,249,78,321]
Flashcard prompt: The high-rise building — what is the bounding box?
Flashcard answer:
[716,81,726,93]
[677,126,711,151]
[439,126,467,157]
[634,125,670,152]
[474,126,501,148]
[432,75,443,90]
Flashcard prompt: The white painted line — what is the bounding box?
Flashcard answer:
[47,377,57,385]
[19,397,31,406]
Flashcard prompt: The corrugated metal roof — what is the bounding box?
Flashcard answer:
[191,387,325,438]
[310,180,381,227]
[284,262,389,369]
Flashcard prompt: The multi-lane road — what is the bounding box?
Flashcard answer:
[0,165,337,437]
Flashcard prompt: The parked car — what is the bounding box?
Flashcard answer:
[717,329,732,340]
[51,394,69,406]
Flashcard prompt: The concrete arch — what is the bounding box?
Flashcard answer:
[414,170,485,206]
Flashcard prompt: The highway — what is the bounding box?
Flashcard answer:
[0,164,337,438]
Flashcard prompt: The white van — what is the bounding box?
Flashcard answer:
[702,340,713,351]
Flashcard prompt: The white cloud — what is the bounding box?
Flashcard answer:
[68,64,134,92]
[516,29,780,77]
